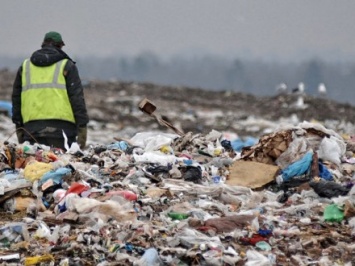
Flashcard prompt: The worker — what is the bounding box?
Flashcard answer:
[12,31,89,150]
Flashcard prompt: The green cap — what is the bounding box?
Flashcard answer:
[43,31,64,45]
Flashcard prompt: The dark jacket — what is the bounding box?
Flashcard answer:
[12,45,89,139]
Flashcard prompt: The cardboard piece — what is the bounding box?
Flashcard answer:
[344,200,355,218]
[227,160,280,189]
[241,130,293,164]
[11,196,36,212]
[138,98,157,115]
[138,98,185,136]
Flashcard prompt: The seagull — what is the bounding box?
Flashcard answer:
[318,83,327,97]
[295,95,308,109]
[289,82,308,109]
[276,83,287,94]
[292,82,305,94]
[289,94,308,110]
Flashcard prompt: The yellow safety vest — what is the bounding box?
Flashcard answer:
[21,59,75,123]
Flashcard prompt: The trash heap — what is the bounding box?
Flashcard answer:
[0,121,355,265]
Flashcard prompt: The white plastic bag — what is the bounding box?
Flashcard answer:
[133,151,177,166]
[245,250,272,266]
[130,132,178,150]
[317,136,346,166]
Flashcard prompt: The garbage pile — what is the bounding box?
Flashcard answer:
[0,120,355,265]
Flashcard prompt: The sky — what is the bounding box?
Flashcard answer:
[1,1,355,62]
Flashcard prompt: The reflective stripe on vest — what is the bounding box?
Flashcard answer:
[21,59,75,123]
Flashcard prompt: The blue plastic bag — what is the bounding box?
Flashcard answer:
[281,151,313,182]
[318,162,333,181]
[231,136,258,152]
[139,248,162,265]
[107,141,128,151]
[38,167,72,187]
[0,101,12,117]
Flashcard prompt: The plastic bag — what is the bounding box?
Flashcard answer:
[24,254,54,266]
[323,204,344,222]
[317,136,346,166]
[130,132,178,150]
[38,167,72,187]
[310,179,350,198]
[245,250,272,266]
[182,166,203,184]
[348,217,355,235]
[0,222,30,244]
[318,162,333,181]
[281,151,313,182]
[276,135,308,169]
[23,161,53,182]
[134,247,163,266]
[133,151,177,166]
[231,136,258,152]
[107,141,129,151]
[0,100,12,116]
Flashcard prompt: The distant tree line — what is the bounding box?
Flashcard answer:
[2,53,355,104]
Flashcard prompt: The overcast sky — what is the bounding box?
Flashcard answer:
[1,1,355,62]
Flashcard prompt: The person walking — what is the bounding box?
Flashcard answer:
[12,31,89,150]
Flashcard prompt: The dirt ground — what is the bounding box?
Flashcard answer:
[1,67,355,138]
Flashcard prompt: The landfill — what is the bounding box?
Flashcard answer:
[1,69,355,265]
